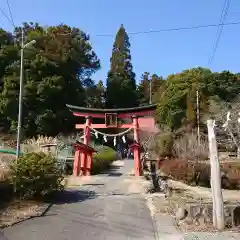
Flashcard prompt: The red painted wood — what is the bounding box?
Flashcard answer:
[86,153,92,176]
[75,123,133,129]
[117,110,154,118]
[132,117,142,176]
[73,112,105,118]
[72,143,96,153]
[133,147,141,176]
[138,117,158,133]
[80,118,91,176]
[73,150,80,177]
[72,110,154,119]
[79,152,86,176]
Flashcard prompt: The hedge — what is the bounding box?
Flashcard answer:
[91,146,117,174]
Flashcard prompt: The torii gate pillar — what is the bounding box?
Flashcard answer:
[80,116,91,176]
[132,116,142,176]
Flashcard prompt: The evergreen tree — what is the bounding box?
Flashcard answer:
[85,80,105,108]
[137,72,150,106]
[106,24,137,108]
[0,23,100,136]
[137,73,164,105]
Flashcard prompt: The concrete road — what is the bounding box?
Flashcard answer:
[3,160,157,240]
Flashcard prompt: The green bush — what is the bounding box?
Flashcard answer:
[91,147,117,174]
[10,152,63,199]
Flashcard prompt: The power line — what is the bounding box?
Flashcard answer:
[0,6,15,28]
[208,0,231,65]
[95,21,240,37]
[208,0,230,65]
[1,6,239,39]
[53,21,240,37]
[6,0,15,27]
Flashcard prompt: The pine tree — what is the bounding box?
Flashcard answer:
[106,24,137,108]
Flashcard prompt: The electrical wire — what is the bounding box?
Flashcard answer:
[51,21,240,37]
[208,0,231,65]
[1,4,239,38]
[6,0,15,27]
[95,21,239,37]
[0,6,15,28]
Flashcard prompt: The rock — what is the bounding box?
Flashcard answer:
[164,186,173,199]
[191,206,202,218]
[175,207,188,221]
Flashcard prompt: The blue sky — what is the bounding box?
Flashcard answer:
[1,0,240,84]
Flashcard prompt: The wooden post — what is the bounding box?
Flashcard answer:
[80,116,91,176]
[132,115,140,143]
[132,116,142,176]
[86,153,92,176]
[73,149,80,176]
[207,119,224,230]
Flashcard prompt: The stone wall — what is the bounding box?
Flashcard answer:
[172,200,240,228]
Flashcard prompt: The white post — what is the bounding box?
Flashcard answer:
[207,119,224,230]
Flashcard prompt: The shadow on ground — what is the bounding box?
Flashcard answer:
[82,183,105,186]
[100,165,123,177]
[0,231,8,240]
[53,189,96,205]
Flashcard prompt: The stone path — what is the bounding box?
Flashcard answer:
[3,160,159,240]
[2,160,240,239]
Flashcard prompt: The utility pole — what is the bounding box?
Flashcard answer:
[196,89,200,147]
[16,29,24,159]
[16,29,36,159]
[149,78,152,104]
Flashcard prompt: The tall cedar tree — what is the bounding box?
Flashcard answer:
[106,25,137,108]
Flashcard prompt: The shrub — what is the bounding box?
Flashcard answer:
[159,159,240,189]
[10,152,63,199]
[91,147,117,174]
[160,159,196,184]
[221,162,240,189]
[151,132,174,157]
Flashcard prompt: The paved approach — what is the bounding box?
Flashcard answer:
[3,160,159,240]
[5,160,239,240]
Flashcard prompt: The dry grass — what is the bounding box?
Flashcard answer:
[0,154,15,182]
[173,133,208,161]
[21,133,83,154]
[0,168,11,182]
[21,135,58,153]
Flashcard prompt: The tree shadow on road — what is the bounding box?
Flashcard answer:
[53,189,97,204]
[100,165,123,177]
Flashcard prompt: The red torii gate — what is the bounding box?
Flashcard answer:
[66,104,157,177]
